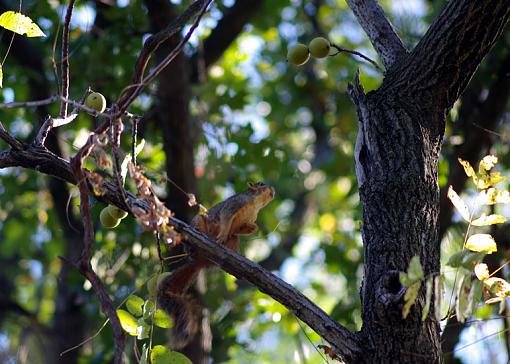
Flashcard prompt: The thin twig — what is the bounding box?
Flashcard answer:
[60,0,76,118]
[70,135,126,364]
[0,95,59,109]
[115,0,213,115]
[331,44,383,73]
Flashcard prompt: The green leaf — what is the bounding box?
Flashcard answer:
[143,299,155,321]
[126,295,144,317]
[136,319,151,340]
[150,345,192,364]
[402,281,421,319]
[0,11,45,37]
[447,186,470,222]
[140,344,149,364]
[468,279,483,315]
[455,274,471,323]
[153,309,173,329]
[117,309,138,336]
[407,256,424,282]
[434,275,443,321]
[422,277,433,321]
[465,234,497,253]
[446,250,485,268]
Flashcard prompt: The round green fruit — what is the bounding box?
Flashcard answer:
[106,205,128,220]
[309,37,331,58]
[287,43,310,66]
[100,207,120,228]
[85,92,107,113]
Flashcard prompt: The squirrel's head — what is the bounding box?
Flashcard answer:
[247,181,275,205]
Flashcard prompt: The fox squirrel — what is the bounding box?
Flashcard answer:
[157,182,275,348]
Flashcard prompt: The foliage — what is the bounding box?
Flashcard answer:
[0,1,508,363]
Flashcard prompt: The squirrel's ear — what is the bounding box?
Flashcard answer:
[247,181,256,191]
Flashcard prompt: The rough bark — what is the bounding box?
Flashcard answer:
[347,1,510,363]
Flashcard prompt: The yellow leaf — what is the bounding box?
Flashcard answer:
[471,213,506,226]
[479,155,498,174]
[474,263,489,281]
[402,281,421,319]
[0,64,3,88]
[477,188,510,205]
[465,234,497,254]
[485,297,504,305]
[117,309,138,336]
[447,186,470,222]
[458,158,476,178]
[0,11,45,37]
[484,277,510,298]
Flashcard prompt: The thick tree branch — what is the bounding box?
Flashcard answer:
[345,0,407,70]
[386,1,510,112]
[0,140,362,363]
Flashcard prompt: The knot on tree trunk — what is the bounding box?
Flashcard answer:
[375,270,406,322]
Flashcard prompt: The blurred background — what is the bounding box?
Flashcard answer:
[0,0,508,363]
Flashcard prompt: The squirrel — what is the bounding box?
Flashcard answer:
[157,181,275,349]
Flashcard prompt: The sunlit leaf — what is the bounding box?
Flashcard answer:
[0,64,3,88]
[126,295,144,317]
[136,319,151,340]
[151,345,192,364]
[485,297,504,304]
[458,158,476,178]
[471,213,506,227]
[117,309,138,336]
[487,277,510,297]
[402,281,421,319]
[0,11,45,37]
[465,234,497,253]
[476,188,510,205]
[142,299,155,321]
[121,138,145,183]
[153,309,173,328]
[447,186,470,222]
[478,155,498,174]
[474,263,489,281]
[477,172,507,189]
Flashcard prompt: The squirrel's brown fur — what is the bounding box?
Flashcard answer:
[157,182,275,349]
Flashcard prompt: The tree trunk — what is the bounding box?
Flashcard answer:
[352,79,442,363]
[348,1,509,362]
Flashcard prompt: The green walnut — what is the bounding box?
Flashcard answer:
[100,207,120,228]
[287,43,310,66]
[309,37,331,58]
[106,205,128,220]
[85,92,107,113]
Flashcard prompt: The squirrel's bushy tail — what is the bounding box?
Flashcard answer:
[157,259,208,349]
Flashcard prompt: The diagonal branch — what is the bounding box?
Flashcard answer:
[387,0,510,112]
[0,138,362,363]
[345,0,407,70]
